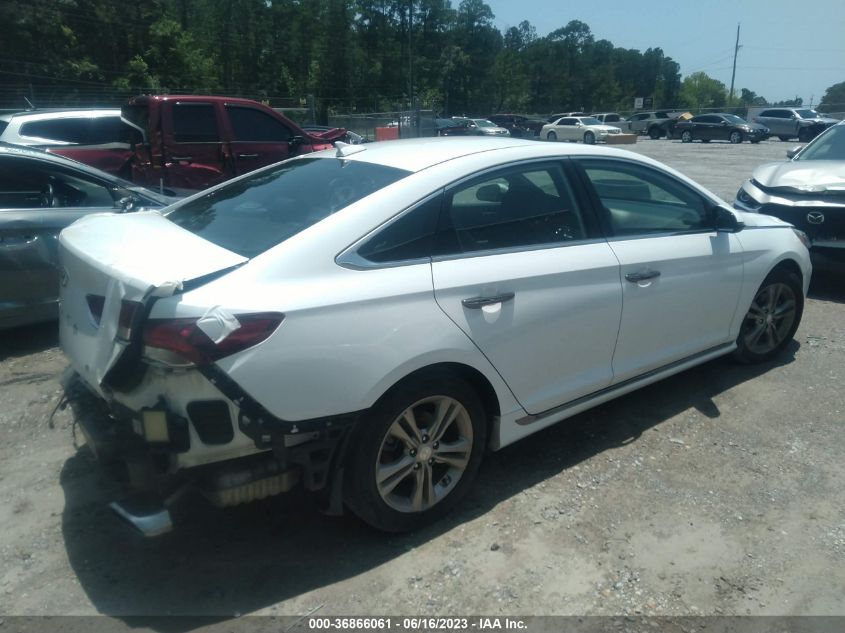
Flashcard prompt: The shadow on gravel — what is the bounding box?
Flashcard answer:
[808,270,845,304]
[59,342,798,629]
[0,321,59,361]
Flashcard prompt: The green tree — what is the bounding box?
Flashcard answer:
[679,72,727,110]
[818,81,845,112]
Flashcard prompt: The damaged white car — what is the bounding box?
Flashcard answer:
[60,138,811,534]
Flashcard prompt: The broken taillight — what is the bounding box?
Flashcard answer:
[86,295,142,340]
[142,313,284,366]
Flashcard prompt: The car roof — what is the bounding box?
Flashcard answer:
[2,109,120,123]
[0,141,118,173]
[306,137,651,173]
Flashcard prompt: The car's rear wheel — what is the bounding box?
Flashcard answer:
[345,372,486,532]
[778,135,792,142]
[729,130,743,144]
[681,130,693,143]
[583,131,595,144]
[546,131,557,141]
[733,268,803,364]
[648,126,662,140]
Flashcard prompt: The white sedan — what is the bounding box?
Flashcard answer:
[542,116,622,144]
[59,138,811,534]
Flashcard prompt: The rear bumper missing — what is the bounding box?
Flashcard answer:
[62,368,360,525]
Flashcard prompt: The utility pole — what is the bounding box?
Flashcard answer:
[729,23,741,105]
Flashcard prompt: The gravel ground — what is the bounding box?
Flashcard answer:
[0,136,843,626]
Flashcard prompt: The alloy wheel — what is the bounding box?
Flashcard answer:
[375,395,474,513]
[741,282,797,355]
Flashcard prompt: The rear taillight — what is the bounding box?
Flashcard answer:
[86,294,142,340]
[142,313,284,366]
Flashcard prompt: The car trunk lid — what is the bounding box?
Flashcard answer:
[59,211,247,395]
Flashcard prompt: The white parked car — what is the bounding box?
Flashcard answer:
[59,138,811,535]
[542,116,622,144]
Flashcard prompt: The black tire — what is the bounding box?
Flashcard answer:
[750,139,761,144]
[798,127,812,143]
[344,370,487,532]
[733,268,803,364]
[729,130,743,144]
[648,126,662,140]
[778,135,792,142]
[680,130,693,143]
[583,131,595,145]
[546,131,557,141]
[701,139,711,143]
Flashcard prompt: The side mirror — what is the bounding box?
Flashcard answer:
[721,121,728,126]
[476,183,506,203]
[117,196,134,213]
[715,206,744,232]
[289,135,304,147]
[786,145,803,159]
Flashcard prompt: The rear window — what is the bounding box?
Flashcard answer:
[166,157,410,258]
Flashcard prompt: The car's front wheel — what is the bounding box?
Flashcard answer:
[733,268,803,364]
[583,131,596,144]
[729,130,744,144]
[681,130,693,143]
[345,372,487,532]
[546,131,557,141]
[648,126,662,139]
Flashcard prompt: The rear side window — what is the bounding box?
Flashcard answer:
[172,103,219,143]
[0,156,114,209]
[227,106,293,142]
[166,158,410,258]
[357,194,441,263]
[20,119,91,144]
[438,162,589,254]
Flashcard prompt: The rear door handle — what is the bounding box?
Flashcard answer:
[625,270,661,283]
[461,292,515,309]
[237,153,259,158]
[171,156,192,161]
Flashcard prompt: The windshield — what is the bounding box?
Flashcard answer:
[166,157,410,258]
[579,117,601,125]
[723,114,746,124]
[795,109,820,119]
[796,125,845,161]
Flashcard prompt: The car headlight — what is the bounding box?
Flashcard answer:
[735,186,761,210]
[792,228,811,250]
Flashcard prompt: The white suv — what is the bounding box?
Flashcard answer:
[0,109,135,146]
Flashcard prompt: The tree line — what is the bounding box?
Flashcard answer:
[1,0,842,117]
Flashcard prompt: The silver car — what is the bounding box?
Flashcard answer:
[751,107,838,142]
[0,144,175,330]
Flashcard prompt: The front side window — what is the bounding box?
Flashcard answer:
[0,156,114,209]
[439,162,588,254]
[172,103,219,143]
[227,106,293,142]
[166,157,410,258]
[578,159,712,236]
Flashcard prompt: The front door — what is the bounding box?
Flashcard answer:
[225,104,295,177]
[431,160,622,415]
[574,157,745,382]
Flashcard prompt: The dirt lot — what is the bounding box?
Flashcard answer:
[1,137,843,626]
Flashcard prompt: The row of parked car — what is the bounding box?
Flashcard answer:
[437,107,841,146]
[2,92,843,536]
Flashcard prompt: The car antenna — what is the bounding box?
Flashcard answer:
[24,96,35,111]
[335,141,367,158]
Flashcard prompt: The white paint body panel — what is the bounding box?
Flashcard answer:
[57,139,812,472]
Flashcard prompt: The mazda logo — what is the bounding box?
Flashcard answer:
[806,211,825,224]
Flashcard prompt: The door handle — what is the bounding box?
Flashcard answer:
[170,156,193,161]
[625,270,661,283]
[1,234,37,246]
[461,292,515,309]
[237,153,259,158]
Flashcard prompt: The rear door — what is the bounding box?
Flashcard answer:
[225,104,295,176]
[574,157,744,382]
[0,155,119,328]
[162,101,231,190]
[431,160,622,415]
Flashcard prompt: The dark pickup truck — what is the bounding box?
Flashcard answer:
[53,95,344,191]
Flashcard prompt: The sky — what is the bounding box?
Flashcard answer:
[485,0,845,106]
